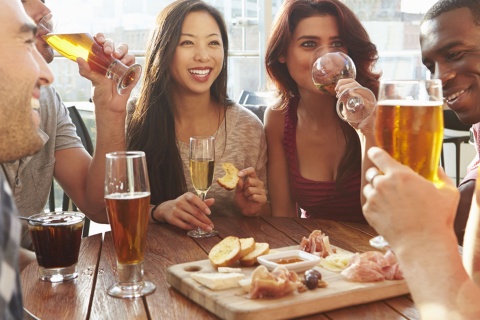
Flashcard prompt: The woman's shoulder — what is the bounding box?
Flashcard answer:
[229,103,264,126]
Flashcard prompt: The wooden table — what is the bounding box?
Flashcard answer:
[21,217,420,319]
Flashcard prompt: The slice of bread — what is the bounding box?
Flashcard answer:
[239,237,256,259]
[190,272,244,290]
[208,236,241,268]
[217,163,240,191]
[239,242,270,267]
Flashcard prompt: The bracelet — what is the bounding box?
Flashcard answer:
[150,204,162,223]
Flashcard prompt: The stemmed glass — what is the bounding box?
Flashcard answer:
[311,46,376,123]
[104,151,156,298]
[370,79,444,249]
[188,136,218,238]
[38,12,141,95]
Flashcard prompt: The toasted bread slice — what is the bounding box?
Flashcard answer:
[217,163,239,191]
[209,236,242,268]
[239,242,270,267]
[239,237,256,259]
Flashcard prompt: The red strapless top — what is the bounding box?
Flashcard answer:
[283,97,365,222]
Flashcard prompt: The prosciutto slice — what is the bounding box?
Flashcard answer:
[300,230,336,258]
[249,265,301,299]
[340,250,404,282]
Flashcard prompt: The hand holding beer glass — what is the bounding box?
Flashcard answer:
[188,136,218,238]
[370,79,444,249]
[104,151,155,298]
[40,14,141,95]
[311,46,376,123]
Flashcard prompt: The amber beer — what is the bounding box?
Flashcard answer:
[105,192,150,264]
[43,33,140,94]
[375,101,444,182]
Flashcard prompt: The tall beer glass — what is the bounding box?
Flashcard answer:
[371,79,444,248]
[43,33,141,95]
[104,151,155,298]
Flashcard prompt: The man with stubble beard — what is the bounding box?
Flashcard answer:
[0,0,53,318]
[5,0,138,268]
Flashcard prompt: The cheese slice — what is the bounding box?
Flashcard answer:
[190,272,244,290]
[218,267,242,273]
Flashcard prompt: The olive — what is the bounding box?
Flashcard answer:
[305,273,319,290]
[305,268,322,280]
[304,268,322,290]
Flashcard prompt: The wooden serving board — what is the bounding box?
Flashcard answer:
[166,246,409,320]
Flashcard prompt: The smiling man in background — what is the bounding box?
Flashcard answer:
[420,0,480,244]
[0,0,54,318]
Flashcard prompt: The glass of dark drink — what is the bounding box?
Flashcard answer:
[28,212,85,282]
[104,151,156,298]
[42,32,141,95]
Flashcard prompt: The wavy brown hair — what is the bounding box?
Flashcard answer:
[126,0,232,204]
[265,0,381,188]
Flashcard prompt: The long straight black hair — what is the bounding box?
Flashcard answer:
[126,0,232,204]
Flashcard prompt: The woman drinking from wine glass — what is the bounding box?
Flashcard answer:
[264,0,380,220]
[126,0,268,233]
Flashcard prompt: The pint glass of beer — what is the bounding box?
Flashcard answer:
[375,79,444,184]
[43,33,141,95]
[104,151,155,298]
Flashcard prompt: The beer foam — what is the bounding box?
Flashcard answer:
[377,99,442,107]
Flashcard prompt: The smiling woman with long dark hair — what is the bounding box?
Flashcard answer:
[126,0,269,232]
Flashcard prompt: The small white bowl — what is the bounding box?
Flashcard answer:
[257,249,320,273]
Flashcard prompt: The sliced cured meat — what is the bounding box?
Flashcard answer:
[300,230,336,258]
[249,265,301,299]
[341,250,404,282]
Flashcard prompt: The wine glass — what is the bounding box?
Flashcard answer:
[104,151,156,298]
[311,46,376,123]
[188,136,219,238]
[370,79,444,249]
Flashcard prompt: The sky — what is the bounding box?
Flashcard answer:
[401,0,438,14]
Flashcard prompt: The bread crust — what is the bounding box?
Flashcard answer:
[217,162,240,191]
[208,236,242,268]
[240,243,270,267]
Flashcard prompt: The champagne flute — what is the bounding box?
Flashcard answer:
[104,151,156,298]
[311,46,376,123]
[370,79,444,249]
[188,136,218,238]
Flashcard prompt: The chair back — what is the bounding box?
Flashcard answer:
[237,90,270,106]
[68,106,94,155]
[48,105,94,237]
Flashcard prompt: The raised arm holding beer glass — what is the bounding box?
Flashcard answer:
[104,151,155,298]
[368,79,444,248]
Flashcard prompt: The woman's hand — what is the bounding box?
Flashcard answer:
[153,192,215,231]
[336,78,376,132]
[234,167,267,216]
